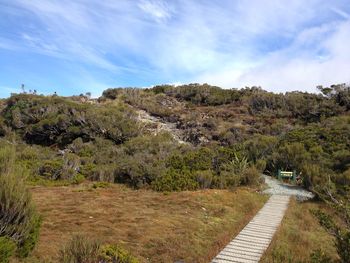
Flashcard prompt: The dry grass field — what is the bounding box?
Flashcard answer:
[21,184,267,263]
[261,198,338,263]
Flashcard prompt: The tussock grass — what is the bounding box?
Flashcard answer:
[261,198,338,263]
[27,185,267,262]
[59,234,100,263]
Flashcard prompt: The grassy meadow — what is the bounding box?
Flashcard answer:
[21,184,267,263]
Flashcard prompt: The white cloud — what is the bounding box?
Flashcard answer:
[1,0,350,94]
[196,19,350,92]
[246,20,350,92]
[138,0,173,22]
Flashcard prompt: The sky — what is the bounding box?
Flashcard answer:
[0,0,350,98]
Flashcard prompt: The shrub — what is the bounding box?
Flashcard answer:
[270,142,310,173]
[243,135,278,162]
[152,83,240,106]
[92,182,110,189]
[216,171,241,188]
[195,170,214,189]
[91,164,116,183]
[152,169,199,192]
[39,159,63,180]
[182,148,214,171]
[310,249,333,263]
[337,231,350,263]
[269,243,294,263]
[61,153,80,180]
[312,209,350,263]
[0,146,41,258]
[59,234,100,263]
[0,237,16,263]
[2,94,140,146]
[59,235,138,263]
[79,163,97,178]
[255,159,267,172]
[17,145,41,172]
[0,117,9,136]
[16,215,41,258]
[227,153,249,175]
[72,174,85,184]
[101,88,123,100]
[99,244,139,263]
[111,134,179,188]
[240,166,261,186]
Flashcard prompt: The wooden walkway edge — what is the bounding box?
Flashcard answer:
[211,195,290,263]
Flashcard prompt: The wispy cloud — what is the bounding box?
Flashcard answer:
[0,0,349,96]
[331,7,350,19]
[138,0,173,23]
[197,18,350,92]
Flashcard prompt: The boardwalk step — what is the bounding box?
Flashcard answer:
[211,195,290,263]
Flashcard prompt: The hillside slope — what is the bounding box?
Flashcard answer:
[0,83,349,192]
[0,83,349,262]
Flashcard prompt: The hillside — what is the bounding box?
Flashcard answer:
[1,84,349,188]
[0,83,349,262]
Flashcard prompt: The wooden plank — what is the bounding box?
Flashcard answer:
[211,195,290,263]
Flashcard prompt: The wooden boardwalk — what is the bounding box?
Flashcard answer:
[211,195,290,263]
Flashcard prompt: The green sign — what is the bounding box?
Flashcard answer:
[277,169,296,182]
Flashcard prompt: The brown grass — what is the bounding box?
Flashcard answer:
[261,198,338,263]
[20,184,267,263]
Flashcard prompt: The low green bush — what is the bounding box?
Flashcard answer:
[0,146,41,258]
[216,171,241,188]
[72,174,85,184]
[79,163,97,178]
[0,117,8,136]
[151,83,241,106]
[92,182,110,189]
[59,234,138,263]
[195,170,214,189]
[152,169,199,192]
[91,164,116,183]
[312,209,350,263]
[39,159,63,180]
[240,166,261,186]
[61,153,80,180]
[0,237,16,263]
[16,215,42,258]
[99,244,139,263]
[310,249,333,263]
[255,159,267,172]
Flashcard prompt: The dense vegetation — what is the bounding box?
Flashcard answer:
[0,83,349,261]
[0,145,41,262]
[2,84,348,191]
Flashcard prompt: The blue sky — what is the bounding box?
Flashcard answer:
[0,0,350,98]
